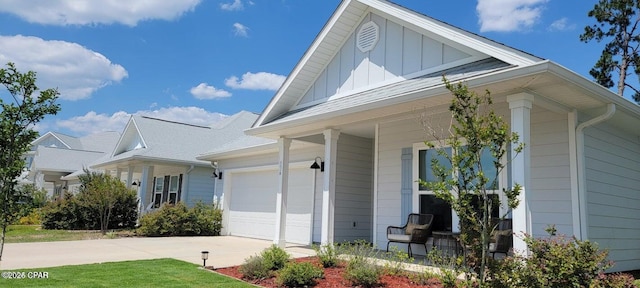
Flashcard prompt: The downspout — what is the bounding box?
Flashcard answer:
[575,103,616,240]
[182,165,195,203]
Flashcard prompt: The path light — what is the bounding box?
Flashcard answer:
[201,251,209,268]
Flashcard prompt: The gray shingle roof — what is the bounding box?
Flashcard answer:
[93,111,258,167]
[34,146,105,172]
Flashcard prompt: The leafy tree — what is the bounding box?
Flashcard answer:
[78,169,133,235]
[580,0,640,103]
[0,62,60,261]
[418,78,523,284]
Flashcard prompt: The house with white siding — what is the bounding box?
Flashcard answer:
[25,131,120,197]
[90,111,256,211]
[198,0,640,272]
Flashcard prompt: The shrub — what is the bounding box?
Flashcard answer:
[41,189,137,231]
[409,269,440,286]
[488,233,613,288]
[591,273,637,288]
[383,246,412,276]
[137,202,222,236]
[313,243,340,268]
[276,262,324,287]
[261,245,290,271]
[17,209,42,225]
[239,255,270,280]
[344,255,382,288]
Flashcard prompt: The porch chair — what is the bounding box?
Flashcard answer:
[489,218,512,259]
[386,213,434,257]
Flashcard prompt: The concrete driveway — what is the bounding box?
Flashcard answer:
[0,236,315,270]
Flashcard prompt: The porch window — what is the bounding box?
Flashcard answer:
[413,143,503,231]
[153,177,163,208]
[168,175,179,204]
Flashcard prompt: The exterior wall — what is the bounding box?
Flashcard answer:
[334,134,373,242]
[528,107,573,237]
[584,122,640,272]
[184,166,215,207]
[374,103,574,252]
[298,12,472,107]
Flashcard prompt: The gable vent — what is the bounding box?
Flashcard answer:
[356,21,379,53]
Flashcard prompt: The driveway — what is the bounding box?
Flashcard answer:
[0,236,315,270]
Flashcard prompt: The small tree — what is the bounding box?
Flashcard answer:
[0,62,60,261]
[418,78,523,283]
[580,0,640,103]
[78,169,133,235]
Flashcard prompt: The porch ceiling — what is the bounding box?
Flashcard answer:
[248,60,640,139]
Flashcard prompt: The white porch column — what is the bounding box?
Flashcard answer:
[116,168,123,182]
[274,137,292,247]
[126,167,134,189]
[507,93,534,254]
[321,129,340,245]
[139,165,154,214]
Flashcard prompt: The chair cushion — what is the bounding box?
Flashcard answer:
[405,223,429,235]
[388,234,412,242]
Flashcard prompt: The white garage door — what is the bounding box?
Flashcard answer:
[228,168,314,244]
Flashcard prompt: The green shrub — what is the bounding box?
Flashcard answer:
[383,246,412,276]
[344,255,382,288]
[488,233,613,288]
[313,243,340,268]
[41,189,137,230]
[261,245,290,271]
[276,262,324,287]
[17,209,42,225]
[239,255,270,280]
[591,273,637,288]
[137,202,222,236]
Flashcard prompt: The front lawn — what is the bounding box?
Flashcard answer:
[0,258,252,287]
[4,225,132,243]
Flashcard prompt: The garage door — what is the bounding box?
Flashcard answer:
[228,168,314,244]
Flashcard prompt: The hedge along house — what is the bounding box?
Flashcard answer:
[210,0,640,271]
[89,111,257,213]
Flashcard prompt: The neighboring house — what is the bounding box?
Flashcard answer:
[90,111,256,212]
[24,131,120,197]
[199,0,640,272]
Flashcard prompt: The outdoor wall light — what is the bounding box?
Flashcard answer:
[201,251,209,268]
[131,181,139,186]
[310,157,324,172]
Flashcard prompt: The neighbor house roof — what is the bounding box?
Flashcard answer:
[33,146,105,173]
[92,111,259,168]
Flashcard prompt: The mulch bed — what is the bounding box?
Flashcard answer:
[214,257,445,288]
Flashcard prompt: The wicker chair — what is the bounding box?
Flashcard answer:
[489,218,512,259]
[386,213,434,257]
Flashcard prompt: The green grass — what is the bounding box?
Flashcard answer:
[0,258,252,287]
[4,225,130,243]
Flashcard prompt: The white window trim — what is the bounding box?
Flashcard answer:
[412,142,509,226]
[168,175,179,204]
[153,177,164,207]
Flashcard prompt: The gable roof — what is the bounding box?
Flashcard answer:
[92,111,258,168]
[32,146,105,173]
[253,0,542,128]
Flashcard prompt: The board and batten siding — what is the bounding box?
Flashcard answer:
[298,12,471,107]
[583,122,640,272]
[334,134,374,242]
[528,107,573,237]
[184,166,215,207]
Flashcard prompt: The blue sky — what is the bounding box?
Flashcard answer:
[0,0,620,137]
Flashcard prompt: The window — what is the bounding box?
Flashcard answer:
[413,143,504,231]
[153,177,163,208]
[168,175,179,204]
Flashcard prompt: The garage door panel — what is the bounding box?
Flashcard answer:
[228,168,313,244]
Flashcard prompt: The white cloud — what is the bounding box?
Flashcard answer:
[221,0,244,11]
[476,0,548,32]
[190,83,232,99]
[0,35,127,100]
[225,72,286,91]
[233,23,249,37]
[56,107,228,135]
[548,17,576,31]
[0,0,201,26]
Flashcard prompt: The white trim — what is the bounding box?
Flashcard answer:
[372,123,380,246]
[310,169,318,244]
[274,138,292,247]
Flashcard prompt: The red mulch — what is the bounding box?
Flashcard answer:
[214,257,444,288]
